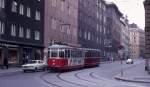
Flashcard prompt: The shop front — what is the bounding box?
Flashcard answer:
[0,42,43,67]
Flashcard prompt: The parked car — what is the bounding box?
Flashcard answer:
[22,60,47,72]
[126,58,133,64]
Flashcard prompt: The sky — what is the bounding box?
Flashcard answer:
[105,0,145,29]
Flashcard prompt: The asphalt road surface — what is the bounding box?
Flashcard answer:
[0,59,149,87]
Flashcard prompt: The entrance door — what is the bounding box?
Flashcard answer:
[9,49,18,65]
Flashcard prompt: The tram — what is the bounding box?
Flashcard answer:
[47,44,100,70]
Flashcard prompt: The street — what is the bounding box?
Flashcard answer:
[0,60,149,87]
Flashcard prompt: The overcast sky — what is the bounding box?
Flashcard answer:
[105,0,145,29]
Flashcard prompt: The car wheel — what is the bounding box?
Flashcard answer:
[23,70,27,73]
[34,67,38,72]
[42,67,45,71]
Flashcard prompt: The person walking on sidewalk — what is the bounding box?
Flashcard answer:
[4,58,8,69]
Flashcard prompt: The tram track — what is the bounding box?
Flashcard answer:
[40,72,62,87]
[40,72,87,87]
[57,73,87,87]
[89,72,106,81]
[74,71,99,84]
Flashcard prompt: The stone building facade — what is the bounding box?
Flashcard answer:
[144,0,150,71]
[0,0,44,66]
[129,24,141,59]
[44,0,107,61]
[105,2,122,61]
[44,0,79,56]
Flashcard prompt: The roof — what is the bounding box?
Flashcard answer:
[105,1,123,17]
[48,44,73,49]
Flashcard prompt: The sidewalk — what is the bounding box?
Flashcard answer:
[0,67,22,77]
[114,62,150,83]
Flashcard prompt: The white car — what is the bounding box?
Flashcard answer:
[126,59,133,64]
[22,60,47,72]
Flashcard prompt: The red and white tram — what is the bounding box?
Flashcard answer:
[47,44,100,70]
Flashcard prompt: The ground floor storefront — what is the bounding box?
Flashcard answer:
[0,42,43,67]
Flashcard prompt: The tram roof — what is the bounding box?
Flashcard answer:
[81,48,101,52]
[48,44,73,49]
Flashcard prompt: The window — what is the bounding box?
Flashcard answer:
[0,0,5,8]
[103,5,106,11]
[35,11,40,20]
[11,24,16,36]
[26,7,31,17]
[51,51,58,57]
[67,29,70,34]
[51,18,57,29]
[35,31,40,40]
[59,51,64,57]
[0,21,4,34]
[19,4,24,15]
[97,11,99,18]
[52,0,57,7]
[68,5,71,15]
[96,37,99,43]
[88,32,90,40]
[97,24,99,31]
[84,31,87,39]
[100,25,102,32]
[61,0,64,11]
[26,28,31,39]
[104,27,106,34]
[19,26,24,37]
[104,16,106,23]
[79,30,82,37]
[12,1,17,12]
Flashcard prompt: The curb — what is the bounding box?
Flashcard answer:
[114,76,150,83]
[0,71,22,77]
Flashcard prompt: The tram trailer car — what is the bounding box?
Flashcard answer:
[84,49,100,67]
[47,44,100,70]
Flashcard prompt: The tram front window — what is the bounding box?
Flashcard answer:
[51,51,58,57]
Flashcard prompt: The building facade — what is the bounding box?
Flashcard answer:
[105,2,122,61]
[44,0,79,56]
[129,23,140,59]
[44,0,107,61]
[138,29,145,58]
[120,17,130,60]
[78,0,107,61]
[144,0,150,71]
[0,0,44,66]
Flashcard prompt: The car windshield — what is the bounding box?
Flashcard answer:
[28,60,37,64]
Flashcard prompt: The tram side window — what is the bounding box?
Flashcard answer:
[71,50,82,58]
[59,51,64,58]
[65,50,70,58]
[51,51,57,57]
[85,51,91,57]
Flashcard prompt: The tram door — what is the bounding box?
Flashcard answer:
[65,49,71,66]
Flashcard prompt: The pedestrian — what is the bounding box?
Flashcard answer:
[4,58,8,69]
[111,56,114,62]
